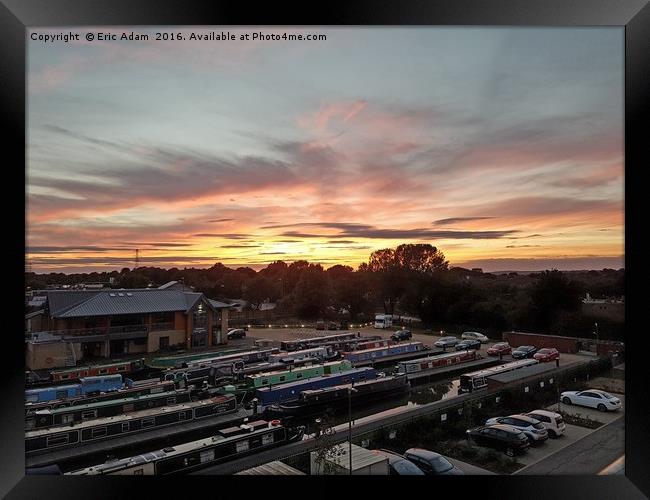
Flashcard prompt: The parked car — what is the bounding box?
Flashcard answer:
[525,409,566,438]
[485,414,548,444]
[434,336,460,349]
[461,331,489,344]
[372,450,425,475]
[316,320,325,330]
[487,342,512,356]
[455,339,481,351]
[391,329,412,342]
[403,448,464,475]
[534,348,560,362]
[227,328,246,339]
[511,345,538,359]
[561,389,622,412]
[466,424,530,456]
[327,322,339,330]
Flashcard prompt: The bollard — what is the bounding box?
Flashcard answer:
[556,358,560,368]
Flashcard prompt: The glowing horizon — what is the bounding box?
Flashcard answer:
[27,27,624,274]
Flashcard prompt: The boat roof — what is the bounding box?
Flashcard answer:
[69,421,279,474]
[350,342,423,355]
[26,396,233,437]
[256,367,375,393]
[462,359,538,378]
[34,389,192,415]
[398,351,472,366]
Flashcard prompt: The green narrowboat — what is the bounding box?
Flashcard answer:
[217,359,353,396]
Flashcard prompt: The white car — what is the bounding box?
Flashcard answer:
[461,331,489,344]
[561,389,622,412]
[525,409,566,438]
[485,414,548,444]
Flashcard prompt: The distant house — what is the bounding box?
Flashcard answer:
[581,293,624,322]
[25,284,235,370]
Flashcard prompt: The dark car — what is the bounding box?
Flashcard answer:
[372,450,425,475]
[455,339,481,351]
[391,329,412,342]
[512,345,538,359]
[315,320,325,330]
[403,448,464,475]
[466,424,530,456]
[227,328,246,339]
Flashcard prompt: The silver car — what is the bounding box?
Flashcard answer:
[434,336,460,348]
[485,414,548,444]
[461,331,489,344]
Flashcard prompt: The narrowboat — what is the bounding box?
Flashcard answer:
[302,336,385,352]
[264,373,410,419]
[267,346,338,363]
[26,394,238,455]
[50,359,146,383]
[255,367,378,407]
[396,350,480,380]
[26,388,194,430]
[66,419,305,475]
[25,380,177,416]
[25,375,130,404]
[148,347,279,369]
[216,360,354,397]
[459,359,539,393]
[280,332,359,352]
[342,342,429,366]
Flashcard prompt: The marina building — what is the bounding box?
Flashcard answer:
[25,283,234,370]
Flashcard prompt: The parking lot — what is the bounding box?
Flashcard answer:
[232,325,592,368]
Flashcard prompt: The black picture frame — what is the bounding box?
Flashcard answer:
[1,1,648,498]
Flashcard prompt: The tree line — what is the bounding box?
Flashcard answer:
[25,244,625,340]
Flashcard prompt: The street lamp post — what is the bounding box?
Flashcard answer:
[348,386,358,475]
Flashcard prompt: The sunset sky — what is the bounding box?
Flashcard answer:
[27,27,624,273]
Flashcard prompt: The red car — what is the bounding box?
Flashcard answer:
[487,342,512,356]
[534,348,560,362]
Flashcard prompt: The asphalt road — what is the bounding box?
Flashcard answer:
[514,415,624,475]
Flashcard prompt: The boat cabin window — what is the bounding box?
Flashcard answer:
[91,427,107,438]
[56,390,69,400]
[47,435,70,447]
[98,369,109,375]
[142,417,155,428]
[166,398,176,405]
[122,422,130,432]
[82,410,97,420]
[62,414,74,424]
[123,404,134,413]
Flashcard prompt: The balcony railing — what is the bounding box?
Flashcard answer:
[26,322,180,344]
[150,322,175,332]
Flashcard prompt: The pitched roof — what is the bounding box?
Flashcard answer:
[43,289,228,318]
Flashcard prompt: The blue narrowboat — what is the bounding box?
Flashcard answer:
[342,342,428,365]
[255,367,378,406]
[25,375,129,404]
